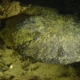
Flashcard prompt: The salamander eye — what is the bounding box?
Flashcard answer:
[61,51,64,55]
[58,46,65,57]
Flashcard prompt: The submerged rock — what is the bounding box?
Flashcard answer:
[0,6,80,65]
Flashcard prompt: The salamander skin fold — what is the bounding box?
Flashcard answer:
[0,6,80,65]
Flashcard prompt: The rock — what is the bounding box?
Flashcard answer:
[0,6,80,65]
[0,1,21,18]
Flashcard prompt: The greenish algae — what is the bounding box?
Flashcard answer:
[0,46,80,80]
[0,5,80,65]
[0,2,80,80]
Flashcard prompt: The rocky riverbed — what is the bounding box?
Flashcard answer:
[0,0,80,80]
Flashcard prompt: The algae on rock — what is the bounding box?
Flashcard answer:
[0,5,80,65]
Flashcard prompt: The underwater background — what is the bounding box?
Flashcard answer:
[0,0,80,80]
